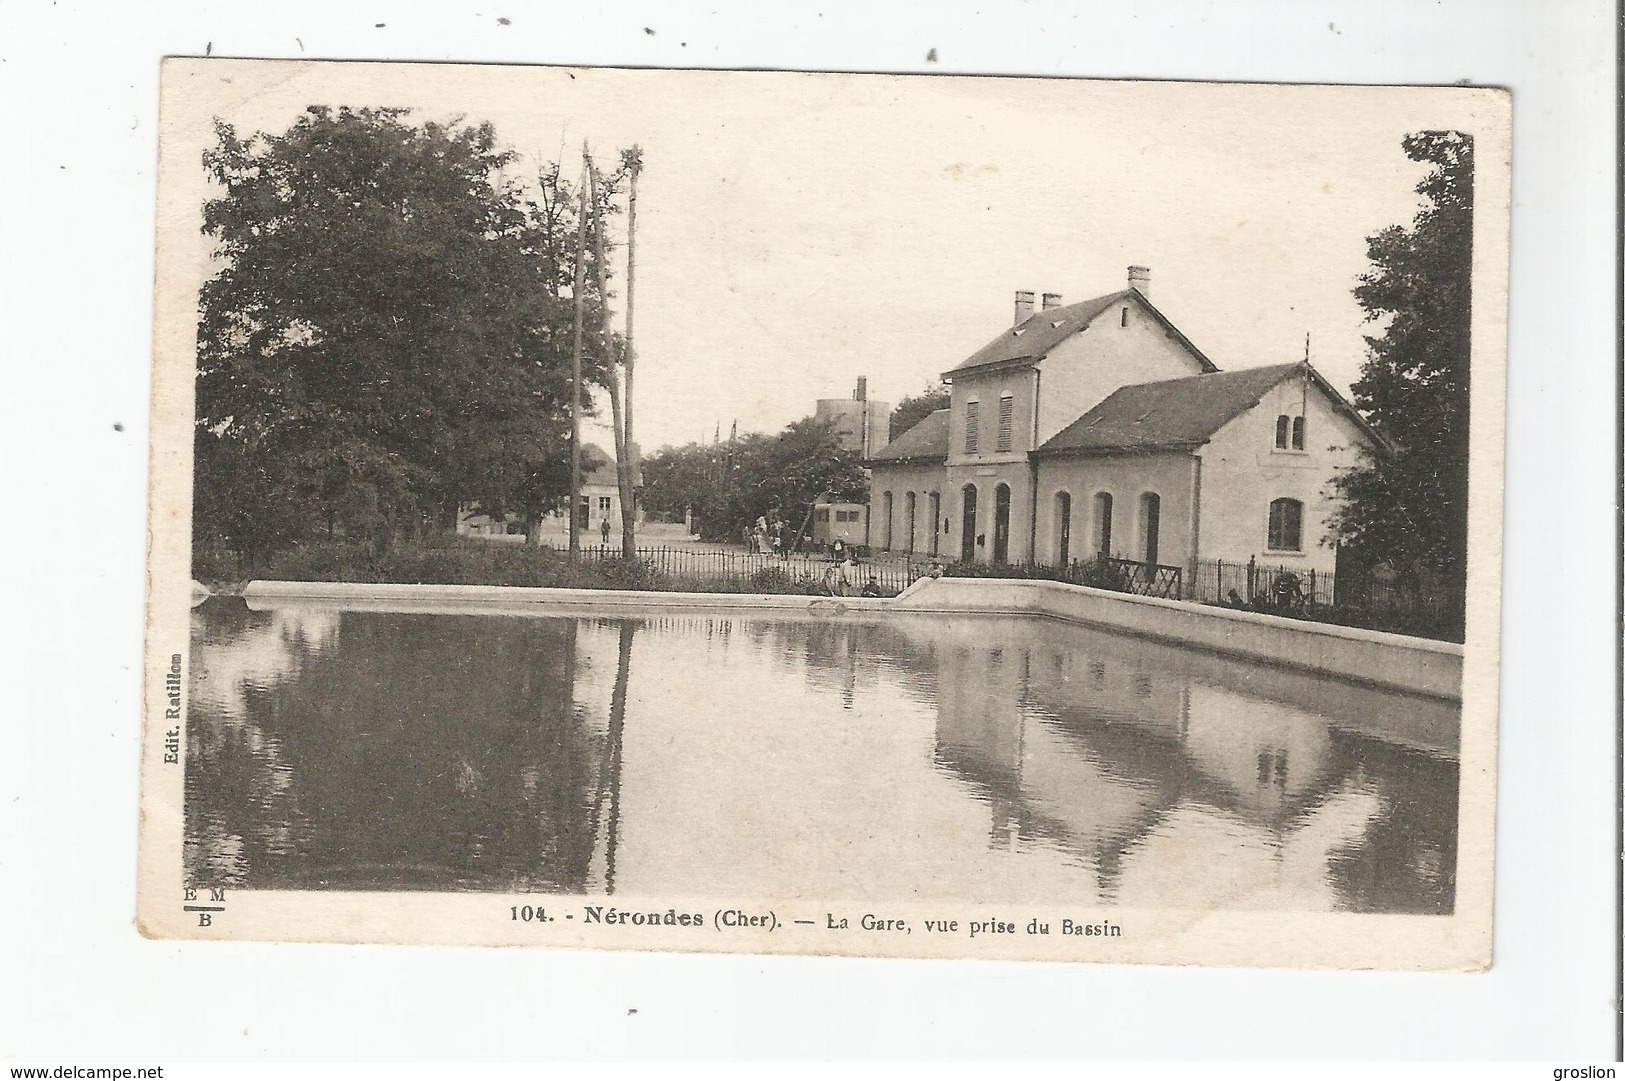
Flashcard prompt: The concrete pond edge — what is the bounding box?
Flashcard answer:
[239,577,1462,701]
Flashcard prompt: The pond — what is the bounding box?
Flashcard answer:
[185,598,1459,914]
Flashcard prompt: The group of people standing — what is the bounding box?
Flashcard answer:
[734,509,909,598]
[745,514,791,558]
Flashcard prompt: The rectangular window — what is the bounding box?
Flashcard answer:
[997,395,1014,452]
[1291,415,1306,450]
[598,496,611,514]
[964,401,980,455]
[1268,498,1303,551]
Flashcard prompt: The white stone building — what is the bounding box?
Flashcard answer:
[867,268,1384,589]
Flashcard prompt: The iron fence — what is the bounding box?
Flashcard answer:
[539,543,1459,639]
[938,551,1460,640]
[1188,556,1461,640]
[936,555,1184,599]
[560,544,933,597]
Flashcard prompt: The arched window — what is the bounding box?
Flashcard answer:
[1139,492,1161,567]
[881,491,894,550]
[1291,415,1306,450]
[1275,414,1291,449]
[928,492,941,556]
[1054,491,1072,565]
[904,492,917,553]
[1268,498,1303,551]
[1093,492,1113,560]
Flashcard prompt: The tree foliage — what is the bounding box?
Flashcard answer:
[1330,131,1473,601]
[889,380,950,440]
[193,106,617,567]
[641,416,869,542]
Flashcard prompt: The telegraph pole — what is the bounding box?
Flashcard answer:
[568,143,590,555]
[623,147,642,507]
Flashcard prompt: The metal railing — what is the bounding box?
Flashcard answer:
[560,544,933,597]
[934,554,1183,599]
[1187,556,1462,640]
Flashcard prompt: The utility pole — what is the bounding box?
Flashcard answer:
[589,163,637,562]
[623,148,642,519]
[621,147,643,559]
[568,143,590,555]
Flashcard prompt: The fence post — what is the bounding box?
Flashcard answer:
[1308,567,1316,606]
[1247,555,1256,604]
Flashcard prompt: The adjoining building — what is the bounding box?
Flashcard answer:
[866,268,1383,590]
[456,443,643,540]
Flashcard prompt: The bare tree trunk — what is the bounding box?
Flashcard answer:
[589,165,639,563]
[568,144,590,556]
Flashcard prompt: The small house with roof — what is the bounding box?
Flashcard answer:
[456,442,643,540]
[866,267,1381,588]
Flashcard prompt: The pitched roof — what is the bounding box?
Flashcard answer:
[581,443,643,487]
[946,289,1219,377]
[1037,364,1304,456]
[868,408,949,463]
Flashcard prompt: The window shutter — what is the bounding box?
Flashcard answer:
[965,402,979,454]
[997,395,1014,452]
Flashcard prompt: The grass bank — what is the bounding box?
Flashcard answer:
[198,536,882,597]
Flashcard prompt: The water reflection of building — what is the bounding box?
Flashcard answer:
[768,613,1458,914]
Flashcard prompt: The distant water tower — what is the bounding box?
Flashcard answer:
[814,376,891,458]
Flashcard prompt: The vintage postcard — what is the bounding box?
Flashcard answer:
[140,58,1508,969]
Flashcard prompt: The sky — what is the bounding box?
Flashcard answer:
[161,60,1505,455]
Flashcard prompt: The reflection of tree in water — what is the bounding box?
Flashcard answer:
[585,621,633,895]
[186,601,620,892]
[1322,731,1458,914]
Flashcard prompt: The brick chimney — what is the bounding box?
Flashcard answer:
[1041,292,1063,311]
[1013,290,1035,325]
[854,376,867,401]
[1127,266,1151,298]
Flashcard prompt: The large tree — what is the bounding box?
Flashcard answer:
[193,106,612,566]
[641,416,868,543]
[1330,131,1473,606]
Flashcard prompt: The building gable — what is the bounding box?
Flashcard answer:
[944,288,1218,381]
[944,274,1221,462]
[1038,364,1303,457]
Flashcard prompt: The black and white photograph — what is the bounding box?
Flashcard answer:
[139,59,1507,969]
